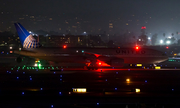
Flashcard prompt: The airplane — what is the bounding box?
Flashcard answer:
[14,23,168,70]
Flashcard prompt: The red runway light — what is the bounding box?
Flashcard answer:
[63,45,67,49]
[166,46,169,49]
[135,46,139,50]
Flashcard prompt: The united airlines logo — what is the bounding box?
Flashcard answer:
[23,35,41,48]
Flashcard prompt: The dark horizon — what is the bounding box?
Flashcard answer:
[1,0,180,37]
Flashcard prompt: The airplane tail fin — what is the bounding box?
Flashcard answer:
[14,23,41,48]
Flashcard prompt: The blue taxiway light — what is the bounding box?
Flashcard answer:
[22,92,24,95]
[105,79,107,81]
[145,80,147,83]
[53,72,56,74]
[7,71,8,73]
[17,77,19,79]
[172,89,174,91]
[97,103,99,105]
[51,105,54,108]
[23,72,25,74]
[60,75,62,77]
[116,72,118,74]
[128,69,130,71]
[115,88,117,90]
[40,88,43,90]
[59,92,61,95]
[60,79,62,81]
[9,72,11,74]
[29,76,31,78]
[30,78,32,80]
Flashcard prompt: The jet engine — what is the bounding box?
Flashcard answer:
[108,58,124,67]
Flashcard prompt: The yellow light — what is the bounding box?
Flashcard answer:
[135,88,140,93]
[130,64,132,66]
[73,88,86,93]
[155,66,161,69]
[126,78,130,82]
[174,53,177,56]
[136,64,142,66]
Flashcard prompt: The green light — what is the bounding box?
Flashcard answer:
[39,64,41,67]
[32,67,34,69]
[11,68,13,70]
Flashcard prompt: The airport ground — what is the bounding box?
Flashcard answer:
[1,55,180,107]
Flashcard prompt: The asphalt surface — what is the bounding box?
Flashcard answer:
[0,66,180,107]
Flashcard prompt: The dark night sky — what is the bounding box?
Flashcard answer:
[1,0,180,36]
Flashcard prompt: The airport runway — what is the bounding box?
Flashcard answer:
[0,66,180,107]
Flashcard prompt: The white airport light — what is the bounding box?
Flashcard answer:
[148,37,151,40]
[160,40,163,44]
[135,88,140,93]
[166,41,171,44]
[29,31,32,33]
[19,48,21,51]
[84,31,86,34]
[73,88,87,93]
[138,39,141,41]
[34,63,37,67]
[9,47,12,49]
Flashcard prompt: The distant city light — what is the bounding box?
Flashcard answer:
[9,47,12,49]
[83,31,86,34]
[141,26,146,29]
[168,36,172,39]
[138,39,141,41]
[160,40,163,44]
[166,41,171,44]
[148,37,151,40]
[29,31,32,33]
